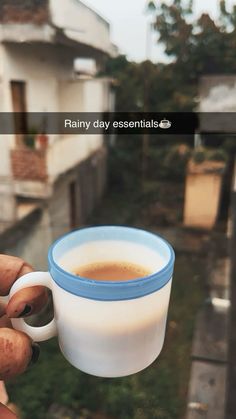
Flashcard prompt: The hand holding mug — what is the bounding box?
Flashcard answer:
[9,226,175,378]
[0,255,48,418]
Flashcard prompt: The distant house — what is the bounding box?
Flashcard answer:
[197,75,236,145]
[0,0,115,268]
[199,75,236,113]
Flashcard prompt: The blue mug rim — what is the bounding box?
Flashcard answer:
[48,225,175,301]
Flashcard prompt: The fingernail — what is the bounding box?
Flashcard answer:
[29,343,40,367]
[18,304,32,318]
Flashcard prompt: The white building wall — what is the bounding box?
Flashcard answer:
[0,46,16,224]
[83,79,111,112]
[59,78,111,112]
[0,136,13,177]
[46,136,103,182]
[59,81,84,112]
[46,78,111,181]
[1,43,75,113]
[0,41,111,185]
[0,46,10,175]
[49,0,111,55]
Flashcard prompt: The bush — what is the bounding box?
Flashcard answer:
[163,144,191,180]
[192,146,227,163]
[147,144,191,182]
[222,138,236,154]
[207,149,227,162]
[192,149,205,163]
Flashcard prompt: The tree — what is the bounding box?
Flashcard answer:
[104,1,236,114]
[146,1,157,13]
[152,0,236,108]
[104,56,180,111]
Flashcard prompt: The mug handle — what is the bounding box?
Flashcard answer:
[9,271,57,342]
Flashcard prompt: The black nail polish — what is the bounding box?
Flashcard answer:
[18,304,32,317]
[29,343,40,367]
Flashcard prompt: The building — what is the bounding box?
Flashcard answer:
[197,75,236,144]
[184,75,236,230]
[199,75,236,113]
[0,0,115,268]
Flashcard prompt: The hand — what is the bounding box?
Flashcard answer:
[0,255,48,418]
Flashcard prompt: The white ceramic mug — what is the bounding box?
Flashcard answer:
[10,226,175,378]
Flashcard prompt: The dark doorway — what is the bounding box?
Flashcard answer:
[10,80,28,146]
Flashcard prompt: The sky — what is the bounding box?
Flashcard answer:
[83,0,235,62]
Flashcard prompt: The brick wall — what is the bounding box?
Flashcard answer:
[11,148,47,181]
[0,0,49,25]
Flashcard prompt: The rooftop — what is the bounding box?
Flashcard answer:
[0,0,115,57]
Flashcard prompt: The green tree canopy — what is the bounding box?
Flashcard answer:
[155,0,236,78]
[104,0,236,112]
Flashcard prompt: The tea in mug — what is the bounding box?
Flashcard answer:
[74,261,152,281]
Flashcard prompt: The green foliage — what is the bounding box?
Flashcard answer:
[192,147,227,163]
[24,136,35,148]
[207,149,227,162]
[222,138,236,154]
[108,137,142,191]
[24,127,38,148]
[104,1,236,113]
[152,0,236,108]
[155,0,236,76]
[102,56,141,111]
[160,144,191,180]
[104,55,195,112]
[192,149,205,164]
[146,1,157,13]
[108,140,191,194]
[147,143,191,182]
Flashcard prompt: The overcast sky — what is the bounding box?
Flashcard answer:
[83,0,235,62]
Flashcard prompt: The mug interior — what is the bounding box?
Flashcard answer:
[49,226,175,300]
[51,226,173,282]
